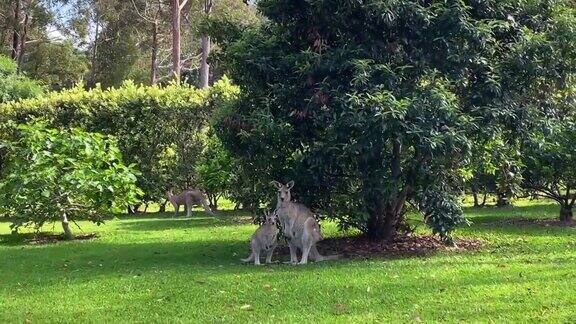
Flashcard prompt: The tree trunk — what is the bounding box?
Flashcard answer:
[150,20,159,85]
[171,0,181,82]
[496,192,511,207]
[560,206,573,223]
[61,212,74,240]
[366,200,399,242]
[199,0,212,88]
[199,35,210,88]
[209,196,218,212]
[472,187,479,208]
[16,9,29,70]
[11,0,21,61]
[481,191,488,207]
[159,199,167,213]
[89,11,100,87]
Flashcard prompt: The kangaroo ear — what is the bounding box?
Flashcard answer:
[270,181,282,189]
[286,180,294,189]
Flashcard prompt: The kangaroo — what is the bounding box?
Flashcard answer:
[166,188,214,217]
[271,181,338,265]
[241,210,279,265]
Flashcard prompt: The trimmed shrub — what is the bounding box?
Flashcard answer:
[0,77,239,205]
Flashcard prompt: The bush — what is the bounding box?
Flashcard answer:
[195,134,235,211]
[0,123,141,238]
[0,77,239,206]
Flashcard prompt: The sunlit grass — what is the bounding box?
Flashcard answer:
[0,199,574,323]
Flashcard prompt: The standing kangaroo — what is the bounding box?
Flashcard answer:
[167,188,214,217]
[271,181,338,264]
[241,210,279,265]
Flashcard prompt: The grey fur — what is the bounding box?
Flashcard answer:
[241,210,279,265]
[167,188,214,217]
[271,181,338,264]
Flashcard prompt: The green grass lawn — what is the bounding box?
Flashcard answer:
[1,200,575,323]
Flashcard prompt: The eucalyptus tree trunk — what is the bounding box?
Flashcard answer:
[171,0,181,81]
[199,0,212,88]
[151,20,159,85]
[11,0,21,61]
[89,11,100,87]
[16,11,29,70]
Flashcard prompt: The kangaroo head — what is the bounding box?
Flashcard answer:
[264,209,278,224]
[270,180,294,203]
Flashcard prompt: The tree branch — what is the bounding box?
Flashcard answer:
[179,0,189,11]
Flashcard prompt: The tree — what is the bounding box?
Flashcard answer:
[523,119,575,222]
[195,134,234,210]
[0,123,141,239]
[467,137,522,207]
[22,41,89,90]
[0,54,42,103]
[199,0,212,88]
[506,3,576,222]
[129,0,171,85]
[214,0,561,242]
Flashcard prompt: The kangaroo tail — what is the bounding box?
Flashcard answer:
[241,253,254,262]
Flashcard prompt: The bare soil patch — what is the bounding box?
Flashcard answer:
[23,233,99,245]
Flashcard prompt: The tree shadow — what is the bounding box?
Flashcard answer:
[113,209,253,221]
[457,202,575,236]
[463,203,559,221]
[117,215,255,232]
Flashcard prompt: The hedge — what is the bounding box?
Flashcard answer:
[0,77,239,204]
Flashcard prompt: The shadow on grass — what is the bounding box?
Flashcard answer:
[117,215,255,232]
[0,235,569,298]
[113,209,252,221]
[458,204,575,238]
[463,203,560,221]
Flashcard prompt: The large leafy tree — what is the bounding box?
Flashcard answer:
[523,119,575,222]
[514,4,576,222]
[214,0,558,242]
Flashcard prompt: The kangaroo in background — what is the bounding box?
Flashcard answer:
[241,210,279,265]
[271,180,338,264]
[167,188,214,217]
